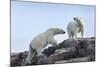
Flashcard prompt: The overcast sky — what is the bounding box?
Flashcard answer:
[11,1,95,53]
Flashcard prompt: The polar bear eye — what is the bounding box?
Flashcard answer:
[73,18,75,20]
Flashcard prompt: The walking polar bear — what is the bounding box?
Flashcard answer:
[67,17,84,39]
[25,28,65,64]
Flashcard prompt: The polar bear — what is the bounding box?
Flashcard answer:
[25,28,65,64]
[67,17,84,39]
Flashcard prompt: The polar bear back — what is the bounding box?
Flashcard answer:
[30,32,48,50]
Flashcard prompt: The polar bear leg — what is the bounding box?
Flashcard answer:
[67,30,72,39]
[81,31,83,38]
[25,47,32,64]
[48,39,57,46]
[26,46,37,64]
[37,47,43,56]
[74,32,77,39]
[68,33,72,39]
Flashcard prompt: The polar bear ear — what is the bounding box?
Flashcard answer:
[48,28,55,31]
[78,16,82,20]
[73,17,77,20]
[78,17,82,19]
[73,16,77,20]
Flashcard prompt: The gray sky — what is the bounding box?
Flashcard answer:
[11,1,95,53]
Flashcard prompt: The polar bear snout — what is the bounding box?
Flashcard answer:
[49,28,65,34]
[62,31,65,34]
[59,30,65,34]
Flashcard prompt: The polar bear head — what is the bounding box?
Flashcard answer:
[73,17,82,23]
[73,17,84,27]
[47,28,65,35]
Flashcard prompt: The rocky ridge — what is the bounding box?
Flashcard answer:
[11,37,95,67]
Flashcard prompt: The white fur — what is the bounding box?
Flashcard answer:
[67,17,84,39]
[26,28,65,64]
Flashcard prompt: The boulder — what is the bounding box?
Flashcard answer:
[55,56,91,64]
[11,52,24,67]
[48,47,77,63]
[76,39,95,57]
[42,47,56,57]
[37,54,51,64]
[59,39,79,48]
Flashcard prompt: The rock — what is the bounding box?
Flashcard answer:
[55,47,76,54]
[48,53,64,63]
[30,55,38,65]
[76,39,95,57]
[65,55,94,63]
[11,37,95,66]
[55,54,95,64]
[42,47,56,57]
[11,52,24,66]
[22,53,51,65]
[48,47,77,63]
[89,54,95,61]
[59,39,79,48]
[55,60,69,64]
[20,51,28,65]
[56,43,65,49]
[37,54,51,64]
[49,37,95,63]
[55,56,91,64]
[22,51,28,58]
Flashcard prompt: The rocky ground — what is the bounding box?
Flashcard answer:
[11,37,95,67]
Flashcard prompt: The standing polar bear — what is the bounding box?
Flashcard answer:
[67,17,84,39]
[25,28,65,64]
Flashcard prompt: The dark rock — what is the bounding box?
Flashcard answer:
[30,55,38,65]
[55,55,94,64]
[66,56,90,63]
[49,47,77,63]
[76,39,95,57]
[56,43,65,49]
[60,56,90,63]
[11,52,24,66]
[37,54,51,64]
[48,53,64,63]
[42,47,56,57]
[89,54,95,61]
[22,51,28,58]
